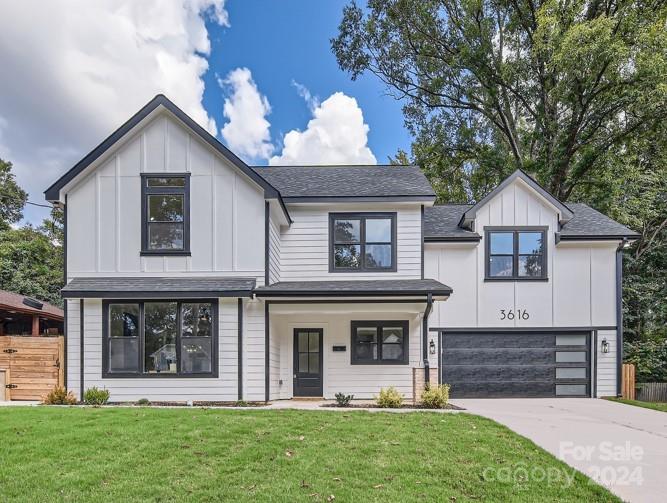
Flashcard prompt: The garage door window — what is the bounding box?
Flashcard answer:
[485,227,547,280]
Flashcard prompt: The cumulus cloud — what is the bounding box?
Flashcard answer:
[219,68,273,161]
[0,0,228,222]
[270,91,376,166]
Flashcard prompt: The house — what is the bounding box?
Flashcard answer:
[44,95,639,402]
[0,290,63,336]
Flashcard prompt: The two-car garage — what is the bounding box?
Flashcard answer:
[440,330,591,398]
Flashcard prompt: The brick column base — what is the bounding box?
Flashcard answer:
[412,367,439,405]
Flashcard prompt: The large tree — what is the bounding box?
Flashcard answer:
[332,0,667,202]
[0,158,28,229]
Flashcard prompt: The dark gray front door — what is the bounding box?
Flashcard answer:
[441,331,590,398]
[293,329,323,397]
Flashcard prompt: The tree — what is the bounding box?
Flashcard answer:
[332,0,667,201]
[0,157,27,229]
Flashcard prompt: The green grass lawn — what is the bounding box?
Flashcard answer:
[0,407,618,502]
[606,397,667,412]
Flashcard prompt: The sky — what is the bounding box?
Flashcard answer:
[0,1,411,225]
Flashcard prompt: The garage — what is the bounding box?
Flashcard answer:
[440,331,591,398]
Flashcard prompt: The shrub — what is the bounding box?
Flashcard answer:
[136,398,151,406]
[42,386,77,405]
[624,339,667,382]
[421,384,450,409]
[234,400,248,407]
[375,387,403,408]
[334,392,354,407]
[83,387,110,406]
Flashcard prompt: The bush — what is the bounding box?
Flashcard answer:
[83,387,110,406]
[42,386,77,405]
[334,392,354,407]
[624,339,667,382]
[421,384,450,409]
[375,387,403,408]
[136,398,151,406]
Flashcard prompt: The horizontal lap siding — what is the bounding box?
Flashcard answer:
[243,300,265,401]
[596,329,617,397]
[65,299,81,398]
[279,206,422,280]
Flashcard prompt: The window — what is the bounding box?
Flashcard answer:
[485,227,547,280]
[103,300,217,377]
[141,174,190,255]
[330,213,396,272]
[351,320,409,364]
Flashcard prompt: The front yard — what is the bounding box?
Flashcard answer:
[0,407,618,502]
[607,397,667,413]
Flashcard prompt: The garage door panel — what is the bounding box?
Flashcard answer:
[442,348,554,366]
[443,364,554,382]
[449,382,556,398]
[445,333,554,349]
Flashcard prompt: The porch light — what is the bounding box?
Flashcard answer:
[601,338,610,354]
[429,339,436,355]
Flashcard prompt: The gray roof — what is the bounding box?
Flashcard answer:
[255,279,452,297]
[424,203,638,241]
[61,277,256,298]
[559,203,640,239]
[252,165,436,201]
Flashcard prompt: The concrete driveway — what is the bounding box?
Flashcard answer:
[452,398,667,502]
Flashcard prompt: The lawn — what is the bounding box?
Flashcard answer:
[606,397,667,413]
[0,407,618,502]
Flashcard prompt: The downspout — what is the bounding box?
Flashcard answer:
[423,293,433,386]
[615,238,627,397]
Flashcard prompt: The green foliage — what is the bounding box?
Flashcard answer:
[233,400,248,407]
[375,387,403,408]
[624,340,667,383]
[421,384,450,409]
[334,392,354,407]
[42,386,77,405]
[136,398,151,406]
[0,158,27,230]
[83,387,110,406]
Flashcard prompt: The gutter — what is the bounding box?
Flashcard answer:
[422,293,433,386]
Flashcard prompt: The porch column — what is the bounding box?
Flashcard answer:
[31,314,40,336]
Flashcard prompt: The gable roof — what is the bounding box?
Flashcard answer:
[252,165,436,202]
[424,203,638,241]
[459,170,574,229]
[44,95,290,222]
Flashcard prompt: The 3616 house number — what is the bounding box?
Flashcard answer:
[500,309,530,320]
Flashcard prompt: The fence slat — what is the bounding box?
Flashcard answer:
[637,382,667,403]
[622,364,636,400]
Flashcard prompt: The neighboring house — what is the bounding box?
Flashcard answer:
[44,95,638,402]
[0,290,63,336]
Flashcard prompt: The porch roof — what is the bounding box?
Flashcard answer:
[61,276,256,298]
[254,279,452,299]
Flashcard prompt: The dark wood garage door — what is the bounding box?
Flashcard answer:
[441,331,590,398]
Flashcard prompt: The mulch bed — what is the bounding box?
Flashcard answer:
[101,401,268,407]
[321,403,464,410]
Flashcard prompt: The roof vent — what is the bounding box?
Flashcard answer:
[22,297,43,310]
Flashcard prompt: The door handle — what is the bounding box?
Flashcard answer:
[293,374,296,379]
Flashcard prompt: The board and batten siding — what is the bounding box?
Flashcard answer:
[65,113,265,279]
[278,204,422,280]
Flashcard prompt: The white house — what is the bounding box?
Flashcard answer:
[45,95,638,402]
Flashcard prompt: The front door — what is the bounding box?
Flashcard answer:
[293,328,323,397]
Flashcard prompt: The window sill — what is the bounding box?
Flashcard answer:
[140,250,191,257]
[102,372,217,379]
[350,361,409,366]
[484,277,549,282]
[330,267,398,273]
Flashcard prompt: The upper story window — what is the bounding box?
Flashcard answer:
[485,227,547,280]
[141,174,190,255]
[329,213,397,272]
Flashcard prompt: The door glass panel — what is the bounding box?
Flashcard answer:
[309,354,320,374]
[556,334,587,346]
[308,333,319,351]
[556,367,587,379]
[365,219,391,242]
[298,332,309,352]
[298,353,309,373]
[556,384,587,396]
[556,351,586,363]
[490,232,513,254]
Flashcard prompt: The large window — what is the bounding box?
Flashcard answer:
[330,213,396,272]
[351,320,409,364]
[485,227,547,280]
[141,174,190,255]
[103,300,217,377]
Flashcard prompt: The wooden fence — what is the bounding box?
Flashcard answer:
[621,363,636,400]
[0,335,64,400]
[637,383,667,402]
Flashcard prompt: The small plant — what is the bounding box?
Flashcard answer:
[375,387,403,408]
[334,392,354,407]
[42,386,77,405]
[421,384,450,409]
[83,387,110,406]
[234,400,248,407]
[136,398,151,406]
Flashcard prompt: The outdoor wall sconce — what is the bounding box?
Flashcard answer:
[601,338,610,354]
[429,339,436,355]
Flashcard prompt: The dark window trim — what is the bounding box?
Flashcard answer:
[484,226,548,281]
[351,320,409,365]
[329,212,397,273]
[140,173,191,256]
[102,298,218,378]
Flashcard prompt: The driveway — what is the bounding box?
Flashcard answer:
[452,398,667,502]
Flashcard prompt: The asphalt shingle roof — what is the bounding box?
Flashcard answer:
[255,279,452,297]
[252,165,436,199]
[0,289,63,319]
[559,203,639,238]
[424,204,480,241]
[62,277,256,298]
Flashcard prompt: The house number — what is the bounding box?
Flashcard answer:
[500,309,530,320]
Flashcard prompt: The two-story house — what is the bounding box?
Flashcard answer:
[45,95,638,402]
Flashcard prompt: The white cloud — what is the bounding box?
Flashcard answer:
[291,80,319,112]
[0,0,228,223]
[219,68,273,161]
[270,91,376,166]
